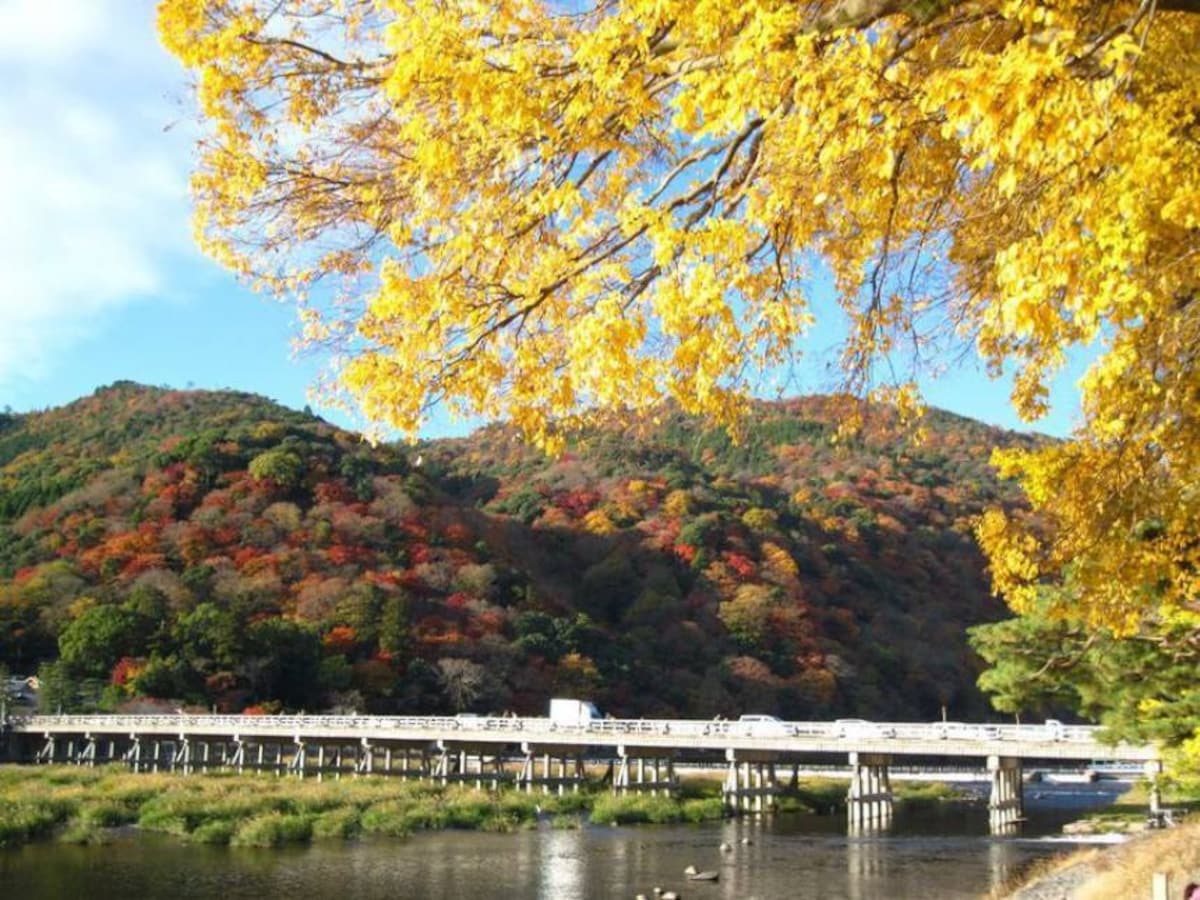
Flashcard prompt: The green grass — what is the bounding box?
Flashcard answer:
[0,765,983,851]
[311,808,361,841]
[57,818,110,845]
[894,781,970,806]
[590,793,692,825]
[231,812,315,847]
[681,797,724,822]
[770,777,849,814]
[0,764,737,849]
[190,819,237,844]
[0,794,80,847]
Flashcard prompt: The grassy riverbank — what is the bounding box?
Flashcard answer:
[0,766,968,849]
[0,766,578,848]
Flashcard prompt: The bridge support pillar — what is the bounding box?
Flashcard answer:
[125,736,142,771]
[358,739,374,775]
[723,750,779,814]
[847,752,893,833]
[76,735,97,767]
[171,737,191,774]
[231,738,246,774]
[289,740,307,778]
[516,743,586,794]
[432,745,452,785]
[612,746,677,797]
[987,755,1024,834]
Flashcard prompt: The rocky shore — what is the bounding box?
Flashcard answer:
[1000,820,1199,899]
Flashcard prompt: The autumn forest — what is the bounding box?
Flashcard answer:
[1,382,1036,722]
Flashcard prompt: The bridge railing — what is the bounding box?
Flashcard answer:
[7,713,1102,745]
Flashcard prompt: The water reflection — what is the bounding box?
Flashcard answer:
[988,837,1021,895]
[846,835,886,900]
[538,828,585,900]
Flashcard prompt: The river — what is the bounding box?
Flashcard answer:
[0,781,1129,899]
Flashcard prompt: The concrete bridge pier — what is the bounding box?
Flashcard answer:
[124,736,142,771]
[76,735,97,767]
[723,750,780,814]
[847,752,893,832]
[230,738,246,774]
[450,747,505,790]
[357,739,374,775]
[987,755,1024,834]
[171,737,191,774]
[612,746,678,797]
[432,742,454,785]
[288,740,307,777]
[327,743,346,779]
[516,743,586,794]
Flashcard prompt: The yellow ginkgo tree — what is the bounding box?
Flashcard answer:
[159,0,1198,635]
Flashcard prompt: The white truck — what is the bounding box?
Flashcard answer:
[548,697,602,727]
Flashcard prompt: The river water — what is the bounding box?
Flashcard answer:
[0,781,1128,899]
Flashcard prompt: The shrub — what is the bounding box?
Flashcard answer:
[589,794,682,826]
[80,798,138,827]
[540,792,591,815]
[57,818,109,845]
[311,808,361,841]
[680,798,724,823]
[359,801,420,837]
[190,820,236,845]
[0,798,76,847]
[231,812,313,847]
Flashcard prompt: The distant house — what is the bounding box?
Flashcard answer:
[4,675,39,706]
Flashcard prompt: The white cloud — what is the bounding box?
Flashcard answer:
[0,0,110,62]
[0,0,196,387]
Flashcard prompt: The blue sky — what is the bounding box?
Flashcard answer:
[0,0,1087,439]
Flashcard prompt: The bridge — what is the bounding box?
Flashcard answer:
[0,713,1161,834]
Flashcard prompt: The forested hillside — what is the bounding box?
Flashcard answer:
[0,383,1039,720]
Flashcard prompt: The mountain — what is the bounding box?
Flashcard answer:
[0,382,1040,720]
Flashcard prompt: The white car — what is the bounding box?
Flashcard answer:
[738,714,791,736]
[930,721,966,739]
[834,718,889,739]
